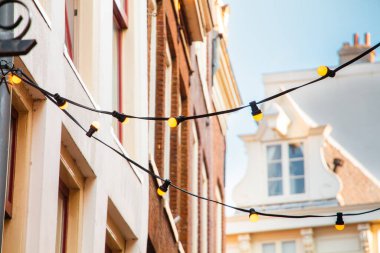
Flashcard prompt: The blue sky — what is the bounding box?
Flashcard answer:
[223,0,380,214]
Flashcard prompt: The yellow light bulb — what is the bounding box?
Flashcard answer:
[249,213,259,222]
[317,66,328,77]
[121,117,129,125]
[335,224,345,231]
[168,117,178,128]
[157,188,166,196]
[91,121,100,130]
[252,112,263,122]
[59,101,68,110]
[10,74,22,84]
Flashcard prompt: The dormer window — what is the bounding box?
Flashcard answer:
[266,143,305,196]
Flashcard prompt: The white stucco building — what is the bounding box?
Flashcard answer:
[2,1,149,252]
[226,36,380,253]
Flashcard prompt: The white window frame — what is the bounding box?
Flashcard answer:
[261,240,298,253]
[265,141,307,198]
[215,186,223,253]
[163,42,172,182]
[191,122,199,253]
[201,160,208,253]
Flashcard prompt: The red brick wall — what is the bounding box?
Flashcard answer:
[324,141,380,205]
[148,0,226,252]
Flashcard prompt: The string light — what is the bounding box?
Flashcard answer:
[53,93,68,110]
[86,121,100,137]
[112,111,129,124]
[5,42,375,125]
[249,101,263,122]
[22,71,380,225]
[317,65,335,77]
[1,42,379,227]
[249,208,259,222]
[157,179,171,196]
[335,212,345,231]
[9,71,22,84]
[167,116,185,128]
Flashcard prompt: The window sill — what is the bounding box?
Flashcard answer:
[5,200,12,219]
[32,0,52,29]
[63,45,100,110]
[110,127,143,184]
[266,192,308,203]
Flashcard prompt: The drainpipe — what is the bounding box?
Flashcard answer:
[0,0,14,251]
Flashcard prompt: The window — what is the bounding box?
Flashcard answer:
[5,108,18,219]
[262,241,296,253]
[163,42,172,181]
[56,181,69,253]
[266,143,305,196]
[65,0,78,61]
[288,144,305,194]
[281,241,296,253]
[105,199,136,253]
[191,122,199,252]
[105,214,126,253]
[55,147,85,253]
[215,186,223,253]
[201,160,208,253]
[112,0,128,141]
[3,84,34,252]
[263,243,275,253]
[267,145,283,196]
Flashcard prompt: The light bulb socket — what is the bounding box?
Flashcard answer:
[12,69,22,77]
[53,93,68,109]
[9,69,22,84]
[249,101,262,116]
[158,179,171,194]
[86,123,99,137]
[320,66,335,78]
[336,212,344,226]
[249,208,259,222]
[168,116,186,128]
[176,115,186,125]
[112,111,128,123]
[249,208,257,216]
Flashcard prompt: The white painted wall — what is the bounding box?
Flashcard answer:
[15,0,149,252]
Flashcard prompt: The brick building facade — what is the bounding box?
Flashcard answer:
[147,0,241,252]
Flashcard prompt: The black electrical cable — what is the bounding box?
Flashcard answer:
[10,42,378,123]
[21,81,380,220]
[2,42,380,220]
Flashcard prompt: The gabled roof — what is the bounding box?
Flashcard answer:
[263,62,380,181]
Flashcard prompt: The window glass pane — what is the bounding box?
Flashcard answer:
[56,192,65,253]
[290,161,304,176]
[282,241,296,253]
[290,178,305,194]
[262,243,275,253]
[289,143,303,158]
[268,180,283,196]
[267,145,281,160]
[268,163,282,178]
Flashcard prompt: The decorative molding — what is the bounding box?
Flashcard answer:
[300,228,315,253]
[237,234,251,253]
[357,223,373,253]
